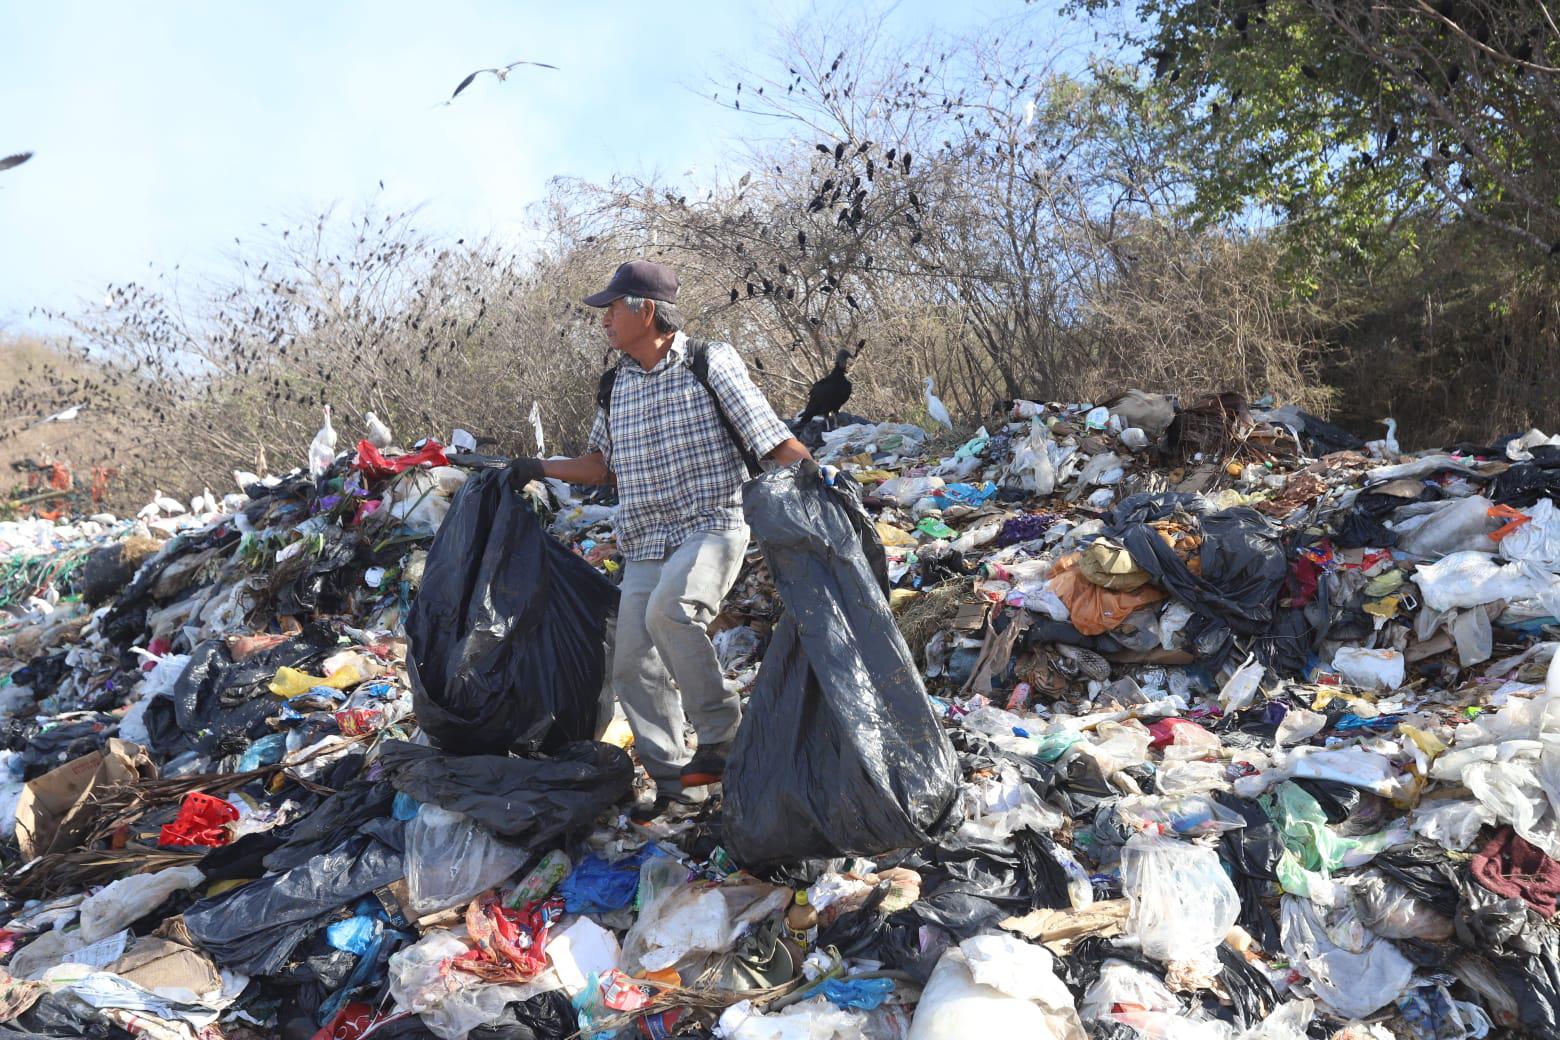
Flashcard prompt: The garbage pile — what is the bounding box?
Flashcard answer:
[0,391,1557,1040]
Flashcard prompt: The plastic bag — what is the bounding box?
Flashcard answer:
[1080,959,1178,1021]
[378,739,633,848]
[1394,495,1499,559]
[1348,871,1455,940]
[619,878,791,975]
[1413,551,1560,617]
[407,467,618,754]
[908,935,1084,1040]
[1120,834,1240,976]
[1278,896,1415,1020]
[1219,654,1265,712]
[77,864,204,943]
[1500,499,1560,571]
[1331,647,1405,691]
[405,805,529,915]
[724,466,959,865]
[719,997,867,1040]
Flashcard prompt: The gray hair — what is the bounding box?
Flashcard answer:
[622,294,682,333]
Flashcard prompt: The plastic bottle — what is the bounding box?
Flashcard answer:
[506,849,571,907]
[785,890,819,947]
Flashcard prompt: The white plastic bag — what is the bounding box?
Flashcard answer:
[404,805,528,915]
[908,937,1084,1040]
[78,864,205,943]
[1500,498,1560,572]
[1414,551,1560,616]
[1080,959,1178,1021]
[1278,896,1415,1020]
[1275,708,1326,746]
[1218,654,1264,713]
[1331,647,1405,691]
[1394,495,1498,558]
[1120,834,1240,977]
[719,997,867,1040]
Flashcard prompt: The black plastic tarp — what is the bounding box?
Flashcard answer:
[723,464,959,866]
[184,833,403,976]
[1108,494,1289,638]
[377,739,633,847]
[143,624,337,757]
[406,468,618,755]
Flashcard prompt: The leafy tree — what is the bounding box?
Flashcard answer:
[1069,0,1560,266]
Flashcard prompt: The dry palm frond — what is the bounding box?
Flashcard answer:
[83,730,377,847]
[2,845,204,900]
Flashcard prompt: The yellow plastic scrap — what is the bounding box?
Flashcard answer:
[1399,723,1448,760]
[269,664,362,698]
[889,588,920,610]
[875,522,918,547]
[1363,595,1402,619]
[601,716,635,749]
[852,468,897,484]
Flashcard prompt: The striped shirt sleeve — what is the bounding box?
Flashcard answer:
[703,342,792,459]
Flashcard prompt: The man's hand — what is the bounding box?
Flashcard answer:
[505,457,546,490]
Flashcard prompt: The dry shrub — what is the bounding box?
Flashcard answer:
[1080,230,1337,414]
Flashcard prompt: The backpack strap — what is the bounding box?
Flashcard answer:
[596,340,763,477]
[685,339,763,477]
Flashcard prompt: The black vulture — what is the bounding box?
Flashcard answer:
[798,349,853,424]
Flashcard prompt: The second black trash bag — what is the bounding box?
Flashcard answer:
[406,467,618,755]
[723,464,959,866]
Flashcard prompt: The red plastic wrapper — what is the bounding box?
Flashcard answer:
[159,791,239,847]
[353,439,449,479]
[1147,716,1213,751]
[335,707,384,737]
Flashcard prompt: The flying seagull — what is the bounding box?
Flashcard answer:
[0,152,33,173]
[445,61,558,104]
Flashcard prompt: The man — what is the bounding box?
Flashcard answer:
[507,260,811,820]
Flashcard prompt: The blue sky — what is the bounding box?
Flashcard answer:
[0,0,1038,332]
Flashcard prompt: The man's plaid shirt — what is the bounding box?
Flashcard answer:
[588,334,791,561]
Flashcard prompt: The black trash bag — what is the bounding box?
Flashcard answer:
[184,833,403,976]
[1370,844,1463,917]
[1216,942,1278,1027]
[264,779,398,872]
[407,467,618,755]
[1292,779,1362,825]
[1490,460,1560,507]
[1107,493,1289,640]
[723,465,959,867]
[470,990,580,1040]
[377,739,633,846]
[899,890,1006,940]
[3,991,117,1038]
[1212,792,1283,952]
[74,543,142,605]
[1489,926,1560,1034]
[1014,829,1081,910]
[150,624,338,757]
[265,526,362,617]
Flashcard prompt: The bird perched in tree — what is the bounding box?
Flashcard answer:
[798,349,854,425]
[309,405,338,477]
[1365,417,1400,460]
[444,60,558,104]
[924,376,953,430]
[364,411,393,450]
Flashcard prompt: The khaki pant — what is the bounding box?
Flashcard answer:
[609,527,748,800]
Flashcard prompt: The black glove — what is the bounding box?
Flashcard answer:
[505,457,545,489]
